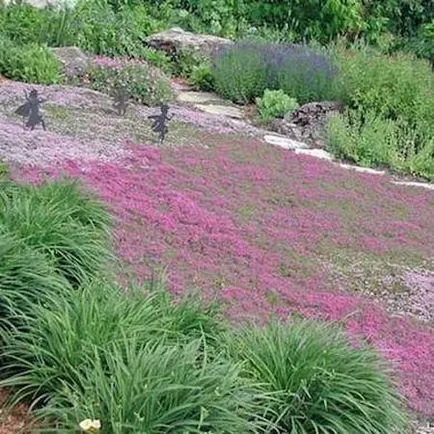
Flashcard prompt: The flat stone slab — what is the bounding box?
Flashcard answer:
[338,163,385,175]
[177,91,222,104]
[391,181,434,191]
[195,104,243,119]
[294,148,333,160]
[263,135,309,150]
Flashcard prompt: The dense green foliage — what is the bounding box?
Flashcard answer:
[256,89,298,122]
[0,178,408,433]
[327,110,434,180]
[1,0,432,63]
[327,46,434,179]
[0,35,61,84]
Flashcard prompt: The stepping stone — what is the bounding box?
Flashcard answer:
[338,163,385,175]
[195,104,243,119]
[294,148,333,160]
[177,91,221,104]
[264,135,308,150]
[391,181,434,191]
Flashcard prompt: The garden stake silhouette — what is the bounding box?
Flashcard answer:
[14,89,46,131]
[113,86,128,116]
[148,104,173,145]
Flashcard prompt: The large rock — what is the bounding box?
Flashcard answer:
[270,101,342,149]
[51,47,92,79]
[146,27,233,58]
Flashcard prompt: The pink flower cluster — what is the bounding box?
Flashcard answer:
[16,140,434,416]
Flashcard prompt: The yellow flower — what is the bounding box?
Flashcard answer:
[79,419,101,433]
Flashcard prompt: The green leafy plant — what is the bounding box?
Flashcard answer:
[256,89,298,123]
[0,179,112,287]
[0,36,62,84]
[188,61,215,91]
[225,320,408,434]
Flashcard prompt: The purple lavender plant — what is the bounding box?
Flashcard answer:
[213,42,339,104]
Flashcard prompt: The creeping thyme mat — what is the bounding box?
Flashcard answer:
[1,81,433,419]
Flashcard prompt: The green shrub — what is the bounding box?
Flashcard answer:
[0,36,62,84]
[0,179,112,287]
[256,89,298,123]
[213,44,268,103]
[327,109,434,180]
[401,22,434,64]
[336,46,434,133]
[188,61,215,91]
[226,320,408,434]
[1,282,256,433]
[88,60,174,106]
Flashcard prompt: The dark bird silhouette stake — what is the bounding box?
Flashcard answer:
[147,104,173,145]
[14,89,46,131]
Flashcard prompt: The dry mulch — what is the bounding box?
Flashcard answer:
[0,389,35,434]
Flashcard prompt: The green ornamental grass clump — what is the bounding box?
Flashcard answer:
[225,320,408,434]
[256,89,299,123]
[1,281,256,433]
[0,179,112,288]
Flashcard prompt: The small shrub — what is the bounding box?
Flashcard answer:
[87,58,174,106]
[0,36,62,84]
[0,179,112,287]
[336,46,434,134]
[213,44,268,103]
[226,320,408,434]
[70,0,162,58]
[327,109,434,180]
[213,42,339,104]
[256,89,298,123]
[170,48,206,78]
[188,61,215,91]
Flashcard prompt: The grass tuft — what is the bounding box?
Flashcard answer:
[225,320,408,434]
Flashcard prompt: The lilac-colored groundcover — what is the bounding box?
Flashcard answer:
[13,137,434,416]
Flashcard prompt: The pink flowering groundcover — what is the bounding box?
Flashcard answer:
[12,135,434,418]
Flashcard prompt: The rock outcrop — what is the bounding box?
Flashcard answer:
[146,27,233,58]
[270,101,342,149]
[51,47,92,79]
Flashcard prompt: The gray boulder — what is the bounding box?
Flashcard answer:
[146,27,233,58]
[270,101,342,149]
[51,47,92,79]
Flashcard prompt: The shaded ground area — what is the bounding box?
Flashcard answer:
[1,80,433,426]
